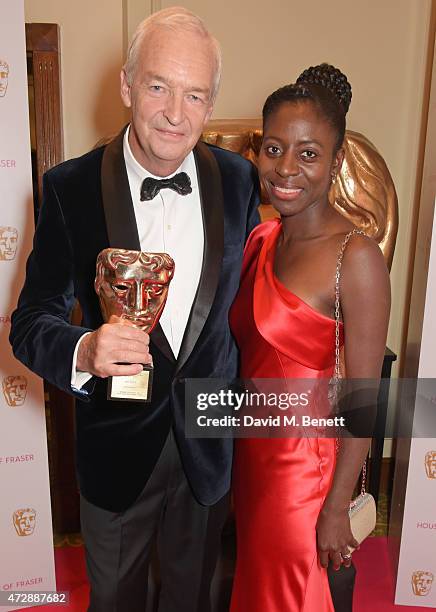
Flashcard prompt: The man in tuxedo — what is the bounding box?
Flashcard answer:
[10,7,259,612]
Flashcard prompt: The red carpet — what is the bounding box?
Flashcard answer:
[31,537,426,611]
[352,537,426,611]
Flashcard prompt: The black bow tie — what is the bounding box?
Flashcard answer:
[140,172,192,201]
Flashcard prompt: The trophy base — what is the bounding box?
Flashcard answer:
[107,364,153,402]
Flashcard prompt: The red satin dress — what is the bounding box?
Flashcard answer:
[229,219,343,612]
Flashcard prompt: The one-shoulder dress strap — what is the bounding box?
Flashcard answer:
[333,228,370,488]
[333,228,366,381]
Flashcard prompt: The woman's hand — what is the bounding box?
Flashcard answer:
[316,504,359,570]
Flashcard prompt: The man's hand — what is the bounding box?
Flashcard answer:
[77,316,152,378]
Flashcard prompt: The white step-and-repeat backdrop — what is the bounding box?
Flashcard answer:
[0,1,56,609]
[394,202,436,608]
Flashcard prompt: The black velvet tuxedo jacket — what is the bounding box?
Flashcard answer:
[10,129,260,512]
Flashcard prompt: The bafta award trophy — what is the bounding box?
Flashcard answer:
[95,249,175,402]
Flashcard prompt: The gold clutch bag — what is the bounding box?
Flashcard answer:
[348,492,376,551]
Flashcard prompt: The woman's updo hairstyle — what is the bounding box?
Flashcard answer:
[262,63,352,152]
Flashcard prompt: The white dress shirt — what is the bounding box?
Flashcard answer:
[71,126,204,391]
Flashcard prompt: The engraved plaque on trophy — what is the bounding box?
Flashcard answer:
[95,249,175,402]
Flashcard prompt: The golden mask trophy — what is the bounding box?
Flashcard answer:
[411,571,434,597]
[95,249,175,402]
[425,450,436,479]
[13,508,36,537]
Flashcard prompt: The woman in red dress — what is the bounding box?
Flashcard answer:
[230,64,391,611]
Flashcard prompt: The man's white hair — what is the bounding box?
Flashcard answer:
[0,59,9,72]
[123,6,221,102]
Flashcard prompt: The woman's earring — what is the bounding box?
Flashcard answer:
[331,173,337,184]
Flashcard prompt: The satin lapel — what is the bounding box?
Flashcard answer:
[150,324,175,363]
[101,127,140,251]
[101,127,175,363]
[175,141,224,374]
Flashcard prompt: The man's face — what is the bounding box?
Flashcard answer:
[97,255,174,331]
[0,63,8,97]
[425,452,436,478]
[3,376,27,406]
[0,227,18,260]
[120,28,215,177]
[13,510,36,536]
[412,571,434,596]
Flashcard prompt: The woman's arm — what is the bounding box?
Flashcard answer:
[316,234,391,570]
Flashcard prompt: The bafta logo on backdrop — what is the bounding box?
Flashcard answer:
[2,375,27,407]
[0,226,18,260]
[411,571,434,597]
[0,59,9,97]
[12,508,36,537]
[425,451,436,479]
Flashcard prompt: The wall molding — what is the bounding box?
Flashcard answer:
[150,0,162,13]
